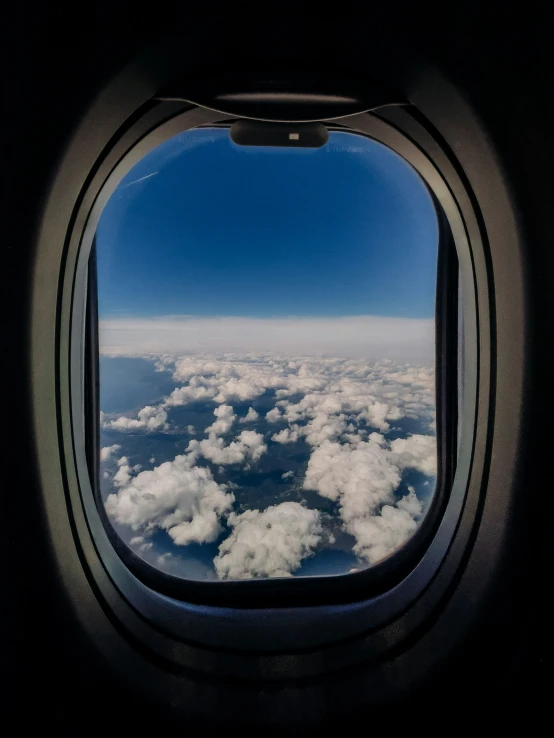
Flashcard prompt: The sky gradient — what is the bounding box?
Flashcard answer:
[96,128,438,321]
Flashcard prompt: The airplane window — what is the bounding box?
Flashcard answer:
[91,125,442,583]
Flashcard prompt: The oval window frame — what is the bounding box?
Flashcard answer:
[54,101,490,674]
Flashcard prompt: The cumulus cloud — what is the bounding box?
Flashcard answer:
[111,355,433,445]
[214,502,323,579]
[349,500,421,564]
[164,383,217,407]
[278,388,400,435]
[389,434,437,476]
[397,487,424,517]
[100,315,434,361]
[100,444,121,462]
[205,404,236,435]
[303,435,431,565]
[105,454,234,545]
[303,438,401,521]
[266,407,282,423]
[104,405,168,432]
[156,552,173,567]
[129,535,153,553]
[213,378,271,404]
[240,407,259,423]
[113,456,133,487]
[187,430,267,466]
[272,428,300,444]
[302,412,347,446]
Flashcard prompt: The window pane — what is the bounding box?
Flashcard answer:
[94,127,439,581]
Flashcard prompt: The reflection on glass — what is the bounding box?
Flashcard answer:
[95,128,439,581]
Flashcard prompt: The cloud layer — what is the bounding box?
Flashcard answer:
[100,314,434,361]
[101,351,437,578]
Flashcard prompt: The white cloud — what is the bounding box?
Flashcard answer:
[272,428,300,444]
[113,355,434,443]
[266,406,282,423]
[129,535,153,553]
[303,436,430,565]
[164,383,217,407]
[349,501,421,564]
[240,407,259,423]
[113,458,133,488]
[396,487,424,517]
[214,502,323,579]
[389,434,437,476]
[104,405,168,432]
[187,430,267,466]
[205,404,236,435]
[168,358,222,381]
[99,314,434,361]
[303,438,401,521]
[105,453,234,545]
[100,444,121,462]
[301,412,347,447]
[278,388,402,435]
[213,377,270,404]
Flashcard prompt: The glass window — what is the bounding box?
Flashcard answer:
[93,126,440,582]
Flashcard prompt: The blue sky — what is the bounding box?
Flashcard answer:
[96,128,438,320]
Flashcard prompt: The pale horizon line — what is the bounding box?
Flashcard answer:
[99,314,434,362]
